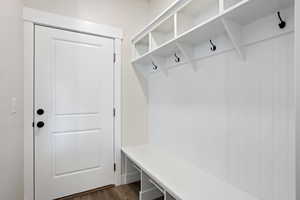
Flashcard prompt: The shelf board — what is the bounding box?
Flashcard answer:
[177,14,224,46]
[132,37,178,64]
[223,0,294,25]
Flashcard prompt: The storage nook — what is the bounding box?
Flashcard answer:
[126,0,295,200]
[134,34,150,59]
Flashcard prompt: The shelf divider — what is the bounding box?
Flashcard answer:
[174,13,178,38]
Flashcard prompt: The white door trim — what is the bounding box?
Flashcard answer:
[23,8,123,200]
[23,7,123,39]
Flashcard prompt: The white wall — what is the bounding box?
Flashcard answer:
[0,0,24,200]
[23,0,150,146]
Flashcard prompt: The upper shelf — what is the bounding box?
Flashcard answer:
[223,0,293,25]
[132,0,294,73]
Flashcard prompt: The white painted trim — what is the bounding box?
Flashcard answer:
[23,7,123,39]
[114,38,122,186]
[295,0,300,199]
[24,11,123,199]
[24,21,35,200]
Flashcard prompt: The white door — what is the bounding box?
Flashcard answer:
[34,25,115,200]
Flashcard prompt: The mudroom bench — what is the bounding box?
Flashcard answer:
[122,145,258,200]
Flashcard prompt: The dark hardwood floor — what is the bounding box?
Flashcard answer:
[58,182,164,200]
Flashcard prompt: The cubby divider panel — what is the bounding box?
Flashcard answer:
[140,172,164,200]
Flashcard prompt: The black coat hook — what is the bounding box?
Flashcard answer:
[152,62,158,70]
[277,11,286,29]
[210,40,217,52]
[174,53,180,63]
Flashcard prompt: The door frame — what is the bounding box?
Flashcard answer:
[23,7,123,200]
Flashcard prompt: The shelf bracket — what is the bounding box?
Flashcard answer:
[176,42,197,72]
[132,62,149,102]
[150,55,168,77]
[222,18,245,60]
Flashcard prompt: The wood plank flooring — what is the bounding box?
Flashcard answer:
[58,182,164,200]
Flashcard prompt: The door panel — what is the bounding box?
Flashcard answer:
[35,25,115,200]
[53,131,102,175]
[54,39,102,115]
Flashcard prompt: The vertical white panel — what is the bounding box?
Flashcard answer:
[148,33,295,200]
[258,36,276,200]
[226,42,261,196]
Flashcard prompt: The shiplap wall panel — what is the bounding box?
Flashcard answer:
[148,33,294,200]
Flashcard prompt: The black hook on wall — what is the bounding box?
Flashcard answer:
[277,11,286,29]
[152,62,158,71]
[174,53,181,63]
[210,40,217,52]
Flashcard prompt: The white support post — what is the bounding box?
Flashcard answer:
[219,0,224,13]
[222,18,245,60]
[149,32,153,51]
[176,42,197,72]
[174,13,178,38]
[150,55,168,77]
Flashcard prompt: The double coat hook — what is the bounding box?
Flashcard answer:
[174,53,180,63]
[277,11,286,29]
[152,62,158,71]
[210,40,217,52]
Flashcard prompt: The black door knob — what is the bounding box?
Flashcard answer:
[37,109,44,115]
[37,121,45,128]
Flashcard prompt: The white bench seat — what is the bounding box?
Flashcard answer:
[122,144,259,200]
